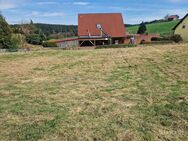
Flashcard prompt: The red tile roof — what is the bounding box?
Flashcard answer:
[168,15,179,19]
[78,13,125,38]
[54,38,78,43]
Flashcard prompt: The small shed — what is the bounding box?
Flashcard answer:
[55,38,79,48]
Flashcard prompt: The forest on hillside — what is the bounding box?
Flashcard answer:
[35,24,77,37]
[12,23,78,38]
[11,19,172,39]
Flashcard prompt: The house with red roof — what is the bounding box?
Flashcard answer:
[54,13,160,48]
[78,13,126,46]
[165,15,179,21]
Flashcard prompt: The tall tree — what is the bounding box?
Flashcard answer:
[30,19,34,25]
[20,20,37,35]
[164,14,169,20]
[137,22,147,34]
[0,14,13,49]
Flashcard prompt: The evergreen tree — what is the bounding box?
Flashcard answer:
[0,14,14,49]
[137,22,147,34]
[164,14,169,20]
[30,19,34,25]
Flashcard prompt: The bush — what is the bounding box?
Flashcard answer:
[170,34,182,43]
[0,14,13,49]
[95,44,136,49]
[151,37,164,41]
[11,34,26,48]
[0,14,19,51]
[7,42,19,52]
[42,41,57,47]
[26,34,42,45]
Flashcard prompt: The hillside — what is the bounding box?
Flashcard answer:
[35,23,77,36]
[0,44,188,140]
[12,23,78,37]
[126,20,179,36]
[12,20,179,39]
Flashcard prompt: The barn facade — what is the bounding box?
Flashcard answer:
[78,13,126,47]
[55,13,160,48]
[56,38,79,48]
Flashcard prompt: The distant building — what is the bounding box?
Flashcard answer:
[78,13,126,46]
[54,13,160,48]
[173,13,188,42]
[165,15,179,21]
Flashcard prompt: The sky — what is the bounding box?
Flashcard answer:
[0,0,188,25]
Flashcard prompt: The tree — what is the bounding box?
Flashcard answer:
[20,20,37,35]
[35,28,46,41]
[26,34,43,45]
[30,19,34,25]
[11,34,26,48]
[137,22,147,34]
[0,14,17,49]
[164,14,169,20]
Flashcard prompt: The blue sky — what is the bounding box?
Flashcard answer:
[0,0,187,25]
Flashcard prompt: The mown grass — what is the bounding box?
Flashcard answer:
[127,20,179,36]
[0,43,188,141]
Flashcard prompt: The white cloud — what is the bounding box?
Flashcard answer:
[108,6,154,12]
[159,8,187,17]
[42,12,65,17]
[73,2,90,6]
[168,0,185,3]
[36,2,58,5]
[0,0,17,10]
[31,11,39,16]
[126,15,163,24]
[31,11,65,17]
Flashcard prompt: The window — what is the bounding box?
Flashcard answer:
[182,24,186,29]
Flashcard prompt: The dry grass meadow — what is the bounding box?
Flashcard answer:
[0,44,188,141]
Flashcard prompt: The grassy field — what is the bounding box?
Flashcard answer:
[0,44,188,141]
[127,20,179,36]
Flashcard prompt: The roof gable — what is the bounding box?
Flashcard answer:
[168,15,179,19]
[173,13,188,30]
[78,13,125,37]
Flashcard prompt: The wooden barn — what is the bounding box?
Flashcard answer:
[78,13,126,47]
[55,13,160,48]
[56,38,79,48]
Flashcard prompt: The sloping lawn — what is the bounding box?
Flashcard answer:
[0,44,188,141]
[127,20,179,36]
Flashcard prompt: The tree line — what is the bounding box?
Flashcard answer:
[0,14,47,50]
[0,14,19,50]
[0,13,78,50]
[12,23,77,39]
[34,23,77,37]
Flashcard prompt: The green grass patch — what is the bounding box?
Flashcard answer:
[0,43,188,140]
[127,20,179,36]
[95,44,137,49]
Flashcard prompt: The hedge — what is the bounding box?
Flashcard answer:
[42,41,57,47]
[95,44,136,49]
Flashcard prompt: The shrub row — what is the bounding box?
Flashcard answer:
[151,37,170,41]
[95,44,137,49]
[151,34,182,43]
[42,41,57,47]
[170,34,182,43]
